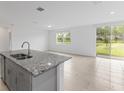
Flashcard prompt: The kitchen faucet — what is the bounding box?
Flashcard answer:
[21,41,31,56]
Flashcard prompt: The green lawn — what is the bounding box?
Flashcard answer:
[96,42,124,57]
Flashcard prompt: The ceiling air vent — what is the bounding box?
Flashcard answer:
[92,1,103,5]
[36,7,44,12]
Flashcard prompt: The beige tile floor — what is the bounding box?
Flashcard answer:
[0,80,8,91]
[1,51,124,91]
[64,54,124,91]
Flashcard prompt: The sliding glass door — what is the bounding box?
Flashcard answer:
[96,24,124,59]
[111,25,124,58]
[96,26,111,57]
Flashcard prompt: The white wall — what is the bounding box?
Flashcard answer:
[48,25,96,57]
[12,25,48,51]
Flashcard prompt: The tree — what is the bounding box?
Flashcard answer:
[112,25,124,42]
[97,26,110,46]
[56,33,63,42]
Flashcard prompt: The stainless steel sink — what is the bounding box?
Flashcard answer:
[10,53,32,60]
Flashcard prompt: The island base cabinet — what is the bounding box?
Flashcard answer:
[32,68,57,91]
[2,57,64,91]
[5,58,17,91]
[57,63,64,91]
[32,63,64,91]
[1,55,5,81]
[5,58,32,91]
[16,65,32,91]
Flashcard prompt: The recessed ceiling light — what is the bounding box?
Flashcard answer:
[48,25,52,28]
[110,11,115,15]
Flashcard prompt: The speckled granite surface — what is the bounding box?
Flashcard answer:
[0,50,71,77]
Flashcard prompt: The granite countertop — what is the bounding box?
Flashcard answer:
[0,50,71,77]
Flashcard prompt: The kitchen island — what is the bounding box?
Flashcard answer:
[0,50,71,91]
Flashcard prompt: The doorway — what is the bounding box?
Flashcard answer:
[0,27,10,77]
[0,27,10,52]
[96,24,124,59]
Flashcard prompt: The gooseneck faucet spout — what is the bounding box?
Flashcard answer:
[21,41,31,56]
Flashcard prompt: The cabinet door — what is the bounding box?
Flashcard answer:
[1,55,5,81]
[16,66,31,91]
[5,58,16,91]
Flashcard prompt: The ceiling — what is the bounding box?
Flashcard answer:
[0,1,124,30]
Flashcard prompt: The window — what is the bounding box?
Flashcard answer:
[56,32,71,44]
